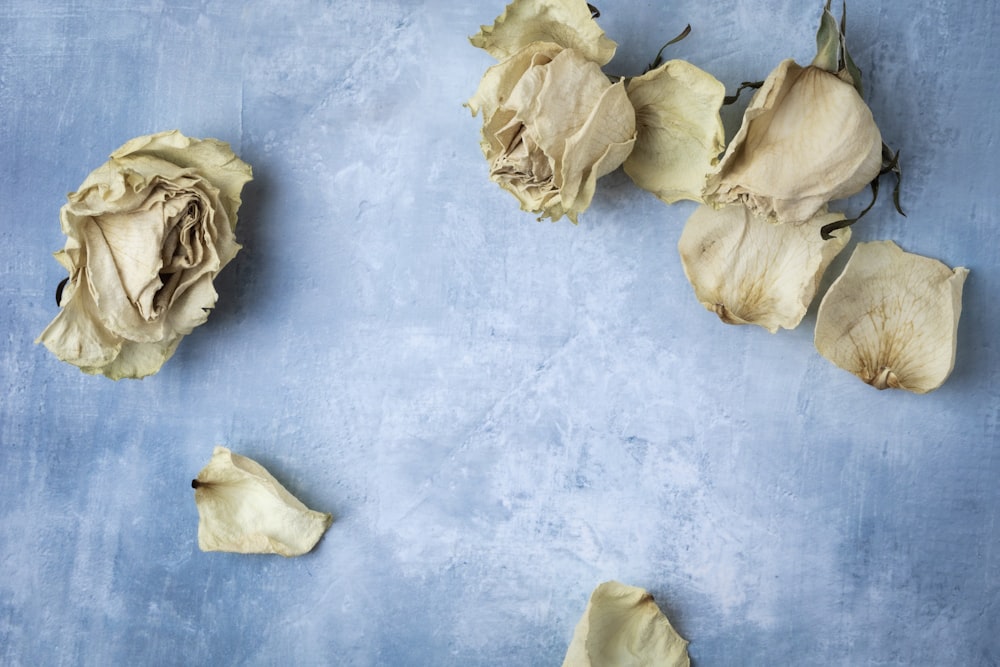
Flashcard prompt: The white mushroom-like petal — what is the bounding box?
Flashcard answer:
[814,240,969,393]
[192,446,332,556]
[678,204,850,332]
[624,59,726,204]
[562,581,689,667]
[470,0,617,66]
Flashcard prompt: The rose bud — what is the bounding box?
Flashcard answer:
[705,2,882,224]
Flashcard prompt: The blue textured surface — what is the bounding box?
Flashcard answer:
[2,1,999,665]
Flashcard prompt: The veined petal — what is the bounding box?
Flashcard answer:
[814,241,968,393]
[624,59,725,204]
[193,446,333,557]
[678,204,850,332]
[558,79,636,217]
[562,581,690,667]
[470,0,616,66]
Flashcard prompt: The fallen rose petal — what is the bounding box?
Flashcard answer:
[192,446,333,557]
[624,59,726,204]
[563,581,689,667]
[678,204,850,332]
[814,240,968,393]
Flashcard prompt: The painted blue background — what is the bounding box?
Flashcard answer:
[2,1,998,664]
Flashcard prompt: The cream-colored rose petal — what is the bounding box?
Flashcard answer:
[562,581,689,667]
[705,60,882,224]
[193,446,333,557]
[470,0,616,66]
[814,240,968,393]
[36,271,122,370]
[624,59,725,204]
[678,204,850,332]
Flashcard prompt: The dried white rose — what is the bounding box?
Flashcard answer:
[468,0,636,222]
[192,446,332,557]
[678,204,850,332]
[624,59,726,204]
[36,130,252,379]
[814,240,968,393]
[563,581,689,667]
[704,3,882,224]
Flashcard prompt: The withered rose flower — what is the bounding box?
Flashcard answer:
[467,0,636,222]
[37,130,252,379]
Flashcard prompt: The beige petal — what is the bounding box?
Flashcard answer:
[193,446,333,557]
[814,240,968,393]
[562,581,689,667]
[470,0,616,66]
[35,270,123,371]
[706,60,882,224]
[678,204,850,332]
[624,59,726,204]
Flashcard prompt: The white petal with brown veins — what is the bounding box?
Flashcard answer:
[814,240,968,393]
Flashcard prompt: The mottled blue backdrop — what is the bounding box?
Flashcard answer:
[2,1,999,665]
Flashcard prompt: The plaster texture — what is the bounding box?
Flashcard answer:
[2,0,999,664]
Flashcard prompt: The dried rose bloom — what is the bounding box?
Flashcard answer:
[467,0,636,221]
[814,241,968,393]
[678,204,850,332]
[36,130,252,379]
[562,581,689,667]
[704,2,882,223]
[193,447,332,557]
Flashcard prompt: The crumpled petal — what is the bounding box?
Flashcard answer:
[814,240,968,393]
[470,0,617,66]
[705,59,882,224]
[193,446,333,557]
[624,59,725,204]
[678,204,850,332]
[562,581,689,667]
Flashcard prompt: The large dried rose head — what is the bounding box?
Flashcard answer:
[814,240,968,394]
[467,0,636,222]
[36,130,252,379]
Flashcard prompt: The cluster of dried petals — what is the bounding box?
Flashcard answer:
[192,446,332,557]
[468,0,725,221]
[679,204,850,332]
[815,241,968,394]
[36,130,252,379]
[562,581,690,667]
